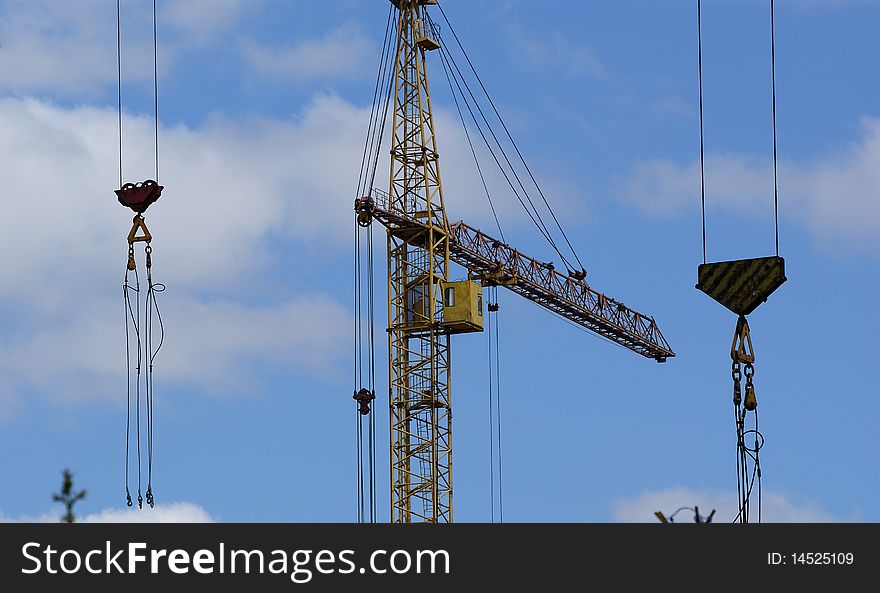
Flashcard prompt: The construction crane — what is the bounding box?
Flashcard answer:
[354,0,674,523]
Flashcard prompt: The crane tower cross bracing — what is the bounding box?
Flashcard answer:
[356,0,674,523]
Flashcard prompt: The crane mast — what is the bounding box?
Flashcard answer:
[356,0,675,523]
[387,0,451,523]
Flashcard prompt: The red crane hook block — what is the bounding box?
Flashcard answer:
[116,179,164,214]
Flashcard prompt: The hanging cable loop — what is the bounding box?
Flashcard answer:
[730,315,763,522]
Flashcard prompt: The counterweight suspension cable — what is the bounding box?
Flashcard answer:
[770,0,780,256]
[697,0,782,262]
[697,0,707,264]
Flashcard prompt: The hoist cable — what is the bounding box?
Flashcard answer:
[360,8,396,198]
[494,288,504,523]
[435,4,585,273]
[116,0,123,187]
[357,410,364,522]
[354,221,364,523]
[367,222,377,523]
[357,3,395,197]
[152,0,159,182]
[697,0,707,264]
[354,227,360,386]
[369,7,396,196]
[353,207,379,523]
[485,286,504,523]
[366,34,396,197]
[487,299,495,522]
[770,0,780,256]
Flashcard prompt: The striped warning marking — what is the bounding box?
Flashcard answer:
[697,256,786,316]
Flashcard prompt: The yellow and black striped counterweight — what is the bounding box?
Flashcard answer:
[696,256,786,316]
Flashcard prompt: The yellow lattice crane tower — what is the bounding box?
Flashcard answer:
[354,0,675,523]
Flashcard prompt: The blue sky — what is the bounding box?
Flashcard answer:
[0,0,877,523]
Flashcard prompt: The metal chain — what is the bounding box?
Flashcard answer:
[743,362,757,411]
[731,360,742,406]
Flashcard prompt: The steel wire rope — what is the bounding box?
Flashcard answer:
[493,287,504,523]
[434,4,586,273]
[487,292,495,522]
[433,21,505,243]
[353,10,395,521]
[123,265,141,507]
[357,3,395,198]
[434,36,571,269]
[152,0,159,182]
[697,0,783,261]
[697,0,707,264]
[770,0,780,256]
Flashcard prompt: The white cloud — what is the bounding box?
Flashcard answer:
[0,0,252,98]
[0,91,580,413]
[82,502,214,523]
[242,24,374,83]
[0,93,371,291]
[0,0,157,97]
[613,487,841,523]
[165,0,251,44]
[0,95,365,410]
[0,382,23,422]
[1,502,214,523]
[615,117,880,251]
[2,296,349,403]
[515,32,604,77]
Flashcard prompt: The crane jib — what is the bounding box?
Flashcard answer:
[358,194,675,362]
